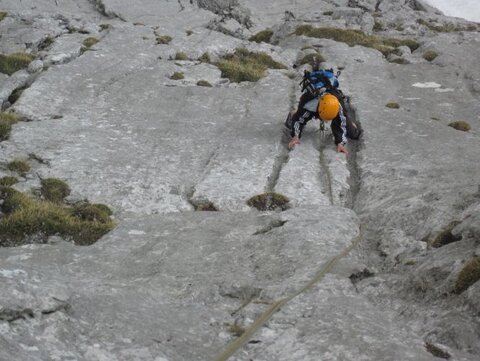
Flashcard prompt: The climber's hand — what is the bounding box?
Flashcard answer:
[288,136,300,150]
[337,143,348,155]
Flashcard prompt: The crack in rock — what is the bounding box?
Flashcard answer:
[253,219,287,235]
[0,307,34,322]
[88,0,127,21]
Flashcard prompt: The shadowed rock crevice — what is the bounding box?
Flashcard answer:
[0,307,34,322]
[88,0,127,21]
[317,139,334,206]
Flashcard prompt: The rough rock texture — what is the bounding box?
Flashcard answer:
[1,0,480,360]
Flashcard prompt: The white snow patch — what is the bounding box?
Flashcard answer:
[412,82,442,88]
[128,230,146,235]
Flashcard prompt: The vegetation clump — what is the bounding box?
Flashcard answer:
[8,87,25,105]
[386,102,400,109]
[373,20,384,32]
[170,72,184,80]
[249,29,274,43]
[389,57,407,64]
[82,37,99,49]
[156,35,172,44]
[423,50,438,62]
[190,199,218,211]
[0,187,114,247]
[186,30,193,36]
[0,176,18,187]
[196,80,212,87]
[247,192,290,211]
[294,25,419,57]
[198,52,211,63]
[448,120,471,132]
[175,51,188,60]
[227,323,246,337]
[72,202,113,223]
[454,256,480,294]
[416,18,466,33]
[41,178,71,203]
[429,222,461,248]
[0,112,20,141]
[0,53,35,76]
[298,52,325,66]
[217,48,287,83]
[0,12,7,22]
[7,159,30,177]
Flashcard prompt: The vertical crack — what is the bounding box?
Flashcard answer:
[265,77,297,192]
[318,138,335,206]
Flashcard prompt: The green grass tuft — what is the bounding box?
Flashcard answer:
[0,186,115,247]
[423,50,438,62]
[156,35,172,44]
[198,52,211,63]
[249,29,274,43]
[0,112,20,141]
[416,18,467,32]
[196,80,213,87]
[323,11,333,16]
[170,72,184,80]
[386,102,400,109]
[41,178,71,203]
[454,256,480,294]
[0,12,7,22]
[227,323,246,337]
[83,37,99,48]
[448,121,471,132]
[217,48,287,83]
[247,192,290,211]
[294,25,419,57]
[0,176,18,187]
[373,20,384,32]
[7,159,30,177]
[71,202,112,223]
[175,51,188,60]
[0,53,35,76]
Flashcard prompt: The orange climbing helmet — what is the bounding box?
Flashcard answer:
[318,93,340,121]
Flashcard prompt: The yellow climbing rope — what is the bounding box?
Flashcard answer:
[213,233,362,361]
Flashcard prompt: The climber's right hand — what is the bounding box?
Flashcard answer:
[288,136,300,150]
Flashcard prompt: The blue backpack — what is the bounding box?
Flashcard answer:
[301,68,340,96]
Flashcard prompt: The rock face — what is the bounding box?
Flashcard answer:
[1,1,479,360]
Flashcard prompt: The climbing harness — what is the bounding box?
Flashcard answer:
[213,233,362,361]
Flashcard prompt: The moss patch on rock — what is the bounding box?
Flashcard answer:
[156,35,172,44]
[423,50,438,62]
[7,159,30,177]
[217,48,287,83]
[83,37,99,49]
[0,186,114,247]
[41,178,71,203]
[196,80,212,87]
[249,29,274,43]
[386,102,400,109]
[294,25,419,57]
[227,323,246,337]
[448,121,471,132]
[0,53,35,76]
[247,192,290,211]
[170,72,184,80]
[429,222,462,248]
[425,342,451,359]
[0,176,18,187]
[175,51,188,60]
[0,12,7,22]
[454,256,480,294]
[190,199,218,211]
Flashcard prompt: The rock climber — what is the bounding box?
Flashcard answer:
[285,67,362,155]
